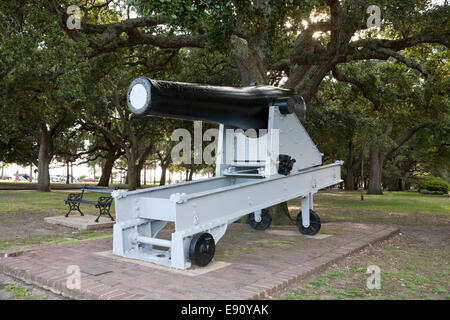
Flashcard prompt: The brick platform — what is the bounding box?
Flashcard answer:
[0,222,398,300]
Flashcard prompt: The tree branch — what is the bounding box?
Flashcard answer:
[49,109,68,138]
[373,47,430,79]
[328,0,344,54]
[383,123,429,162]
[351,33,450,51]
[331,66,382,110]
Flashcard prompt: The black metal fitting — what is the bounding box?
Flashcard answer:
[278,154,296,175]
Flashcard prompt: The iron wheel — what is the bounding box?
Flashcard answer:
[296,209,321,235]
[189,232,215,267]
[248,208,272,230]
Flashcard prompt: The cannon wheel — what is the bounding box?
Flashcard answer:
[296,209,321,235]
[248,208,272,230]
[189,232,215,267]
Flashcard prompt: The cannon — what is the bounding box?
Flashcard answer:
[126,77,307,129]
[112,77,343,269]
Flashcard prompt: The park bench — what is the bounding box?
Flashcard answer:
[64,185,118,222]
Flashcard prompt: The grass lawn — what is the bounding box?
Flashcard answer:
[0,188,448,300]
[1,188,120,213]
[0,181,157,190]
[0,230,113,251]
[0,282,47,300]
[0,189,114,215]
[283,190,449,300]
[283,235,449,300]
[288,190,450,225]
[0,190,114,251]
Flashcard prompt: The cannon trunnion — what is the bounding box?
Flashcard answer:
[112,78,343,270]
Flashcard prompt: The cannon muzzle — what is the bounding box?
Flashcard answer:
[127,77,306,129]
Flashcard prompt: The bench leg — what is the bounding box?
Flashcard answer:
[95,205,114,223]
[65,202,84,217]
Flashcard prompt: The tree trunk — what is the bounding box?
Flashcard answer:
[143,164,147,185]
[127,153,138,191]
[1,165,4,179]
[126,143,140,190]
[400,178,406,191]
[367,145,383,195]
[395,178,403,191]
[136,159,149,188]
[400,171,411,191]
[345,140,356,190]
[127,164,137,190]
[135,148,152,188]
[98,152,117,187]
[30,162,33,183]
[159,166,167,186]
[136,164,143,188]
[37,130,51,192]
[345,168,355,191]
[269,202,294,225]
[66,161,70,184]
[370,124,426,194]
[230,36,267,86]
[189,169,194,181]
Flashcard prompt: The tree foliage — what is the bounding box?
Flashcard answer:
[0,0,448,197]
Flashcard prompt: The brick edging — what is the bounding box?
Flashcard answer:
[0,263,86,300]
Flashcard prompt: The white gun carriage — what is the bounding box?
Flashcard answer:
[112,78,342,269]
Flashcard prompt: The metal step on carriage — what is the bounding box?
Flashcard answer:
[112,78,343,270]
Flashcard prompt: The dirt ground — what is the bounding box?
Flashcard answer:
[400,225,450,248]
[0,210,75,240]
[0,191,72,239]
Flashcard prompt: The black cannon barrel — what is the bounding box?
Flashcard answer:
[127,77,306,129]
